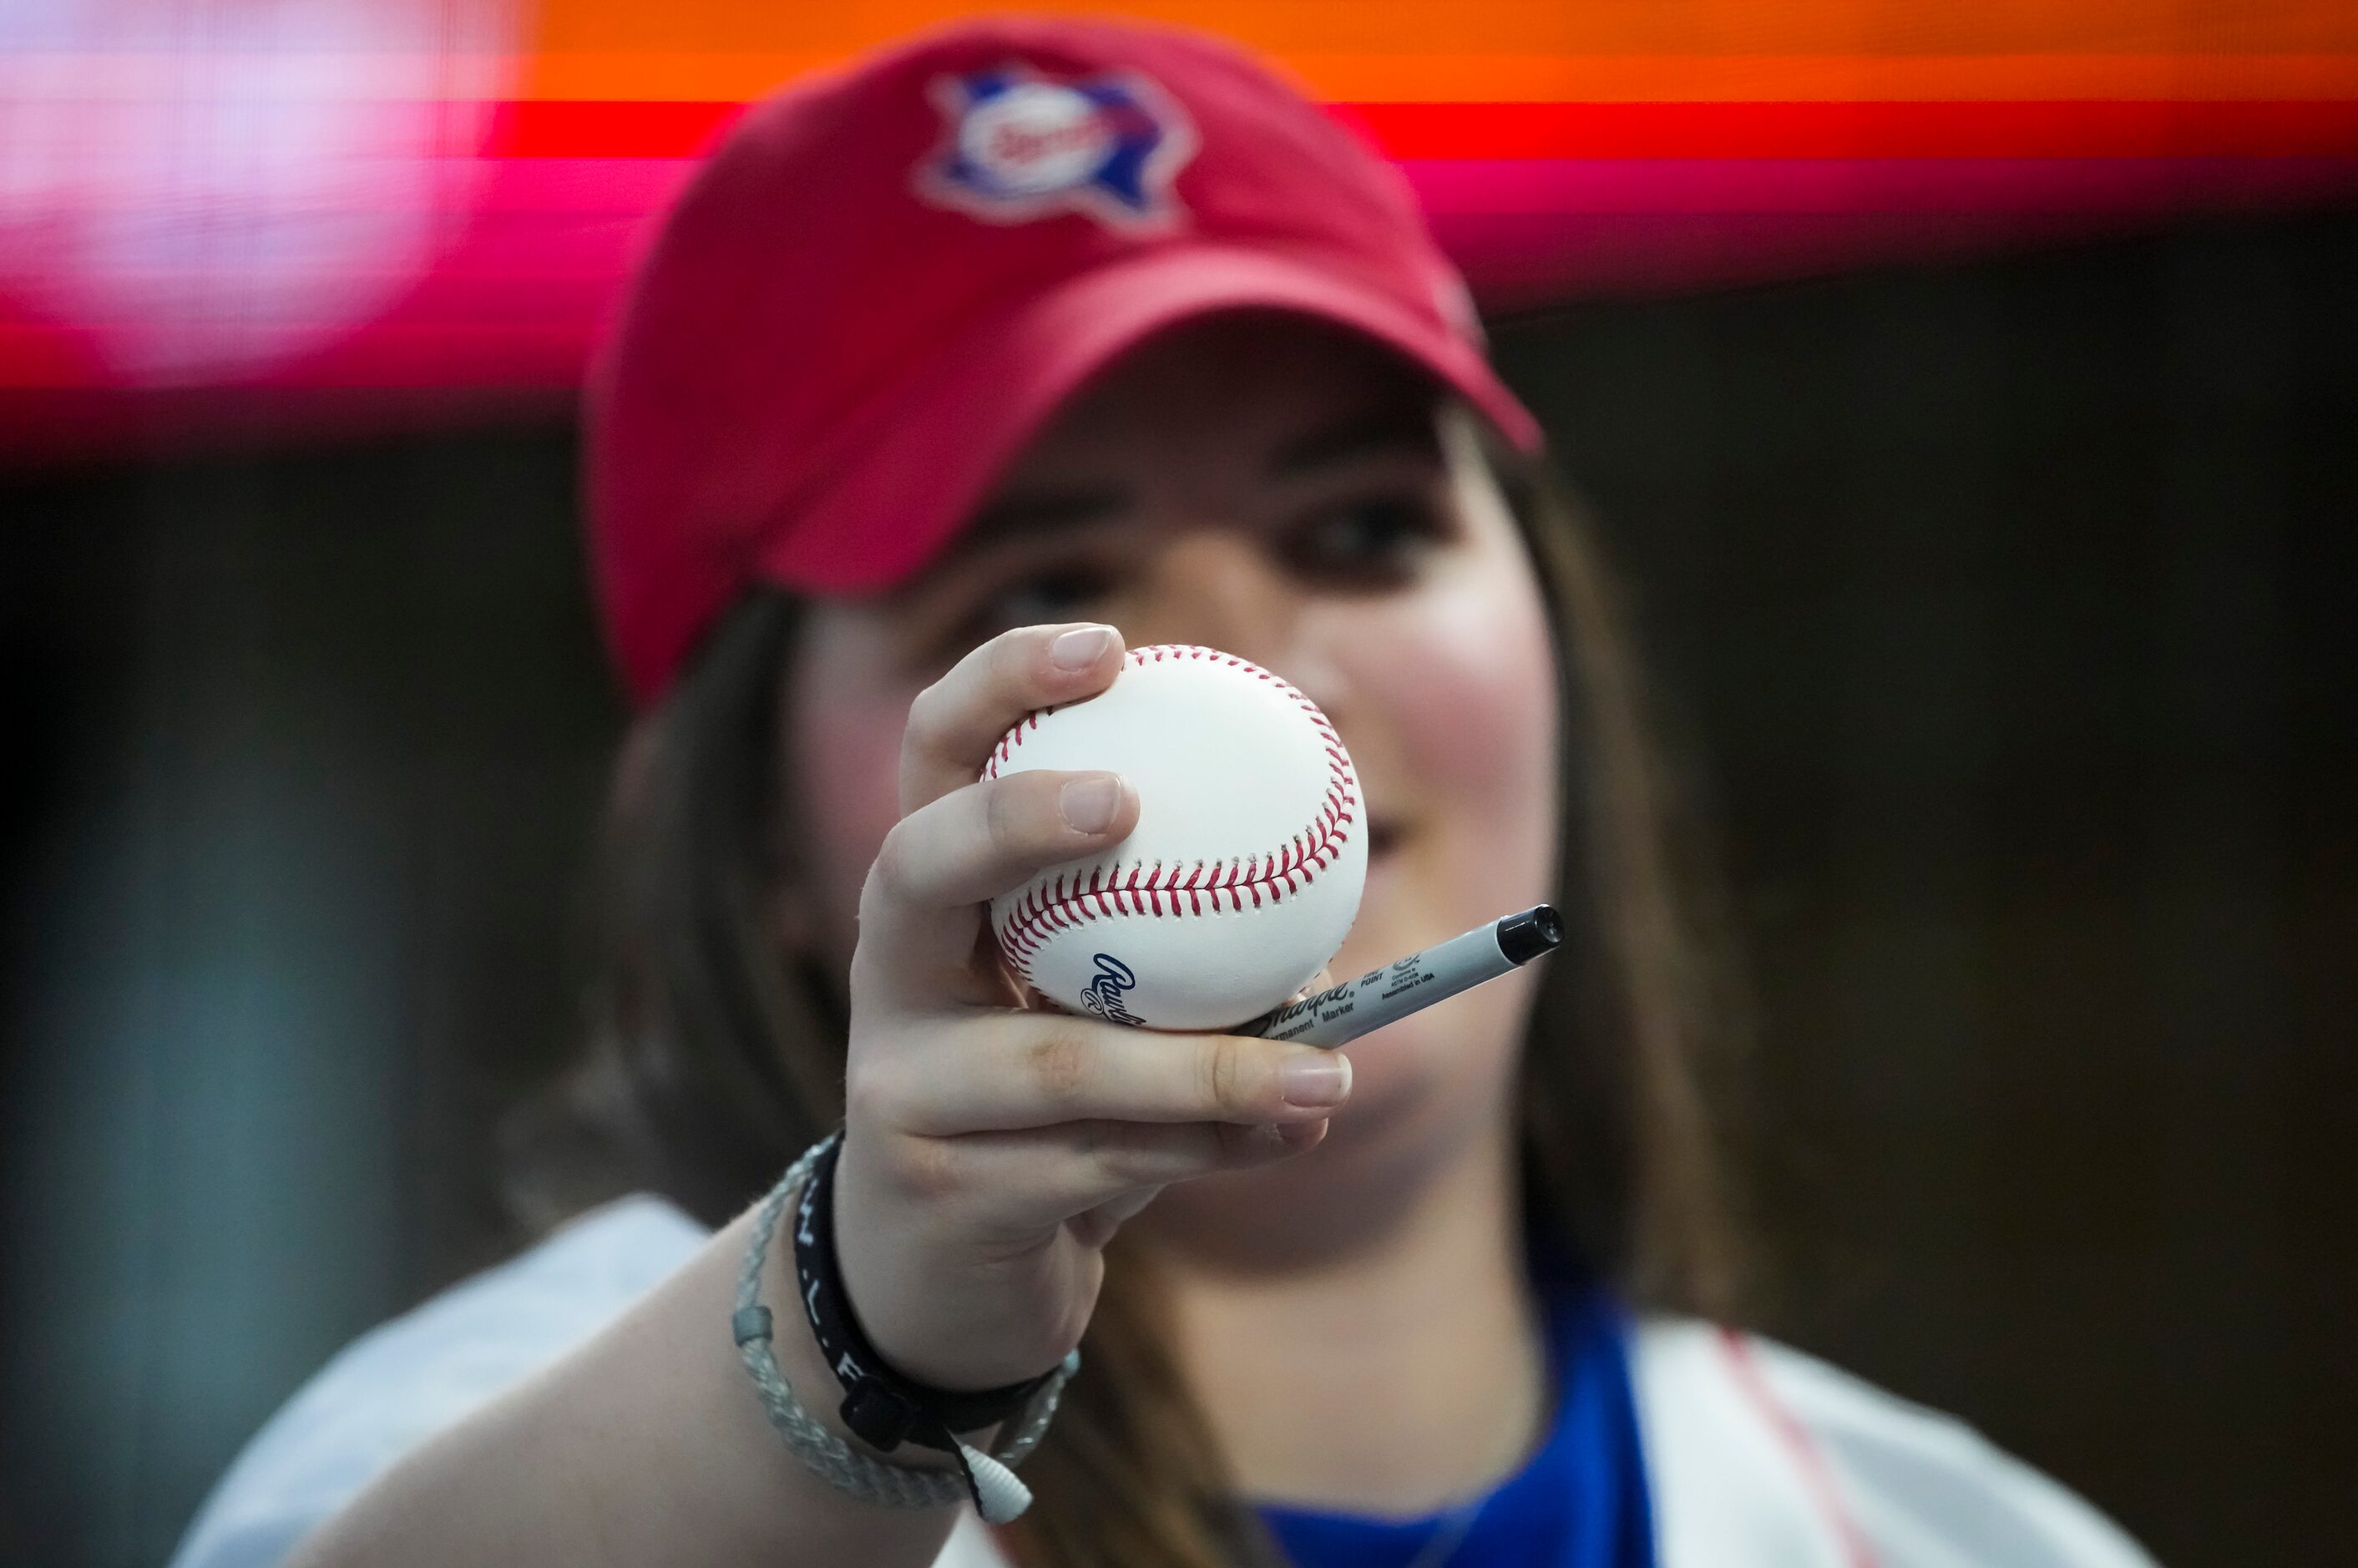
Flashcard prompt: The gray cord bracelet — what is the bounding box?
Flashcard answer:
[731,1137,1080,1521]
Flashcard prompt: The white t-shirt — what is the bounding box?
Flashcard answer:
[169,1195,2161,1568]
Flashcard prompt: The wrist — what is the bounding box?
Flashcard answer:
[795,1134,1060,1454]
[757,1208,969,1474]
[728,1134,1076,1525]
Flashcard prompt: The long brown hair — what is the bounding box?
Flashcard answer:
[503,432,1742,1567]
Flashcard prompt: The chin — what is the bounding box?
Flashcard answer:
[1146,967,1531,1253]
[1308,824,1548,1122]
[1185,934,1539,1221]
[1333,956,1536,1120]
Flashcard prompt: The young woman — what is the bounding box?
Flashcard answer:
[172,16,2159,1568]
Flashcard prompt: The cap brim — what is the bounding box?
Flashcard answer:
[752,242,1542,595]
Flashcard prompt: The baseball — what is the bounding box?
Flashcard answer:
[984,644,1366,1031]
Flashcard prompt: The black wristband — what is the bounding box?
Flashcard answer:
[792,1132,1057,1456]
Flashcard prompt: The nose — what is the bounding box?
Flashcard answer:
[1123,528,1355,721]
[1129,529,1287,662]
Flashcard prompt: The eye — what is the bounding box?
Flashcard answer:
[1288,493,1450,584]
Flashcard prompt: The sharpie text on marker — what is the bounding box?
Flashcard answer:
[1233,905,1563,1050]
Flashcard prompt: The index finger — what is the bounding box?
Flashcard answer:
[898,623,1127,813]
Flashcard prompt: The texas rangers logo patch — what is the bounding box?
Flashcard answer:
[915,65,1197,230]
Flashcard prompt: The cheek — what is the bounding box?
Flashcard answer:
[1386,562,1557,809]
[1297,534,1561,1150]
[1317,524,1561,991]
[1356,532,1561,858]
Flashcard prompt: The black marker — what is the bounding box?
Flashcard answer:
[1233,905,1563,1049]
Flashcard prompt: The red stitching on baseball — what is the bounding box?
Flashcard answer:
[977,645,1359,989]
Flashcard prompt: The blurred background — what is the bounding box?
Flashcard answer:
[3,3,2353,1565]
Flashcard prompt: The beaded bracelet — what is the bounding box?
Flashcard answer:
[731,1136,1079,1523]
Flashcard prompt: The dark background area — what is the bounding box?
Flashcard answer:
[3,210,2352,1567]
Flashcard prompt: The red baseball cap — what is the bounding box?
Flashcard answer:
[586,13,1541,704]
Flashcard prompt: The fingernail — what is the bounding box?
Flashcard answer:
[1278,1052,1352,1110]
[1059,775,1124,834]
[1049,625,1116,670]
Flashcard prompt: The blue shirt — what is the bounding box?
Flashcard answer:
[1257,1287,1655,1568]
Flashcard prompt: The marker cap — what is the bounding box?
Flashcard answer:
[1495,905,1563,966]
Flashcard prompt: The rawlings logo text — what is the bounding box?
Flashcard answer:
[1078,953,1145,1027]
